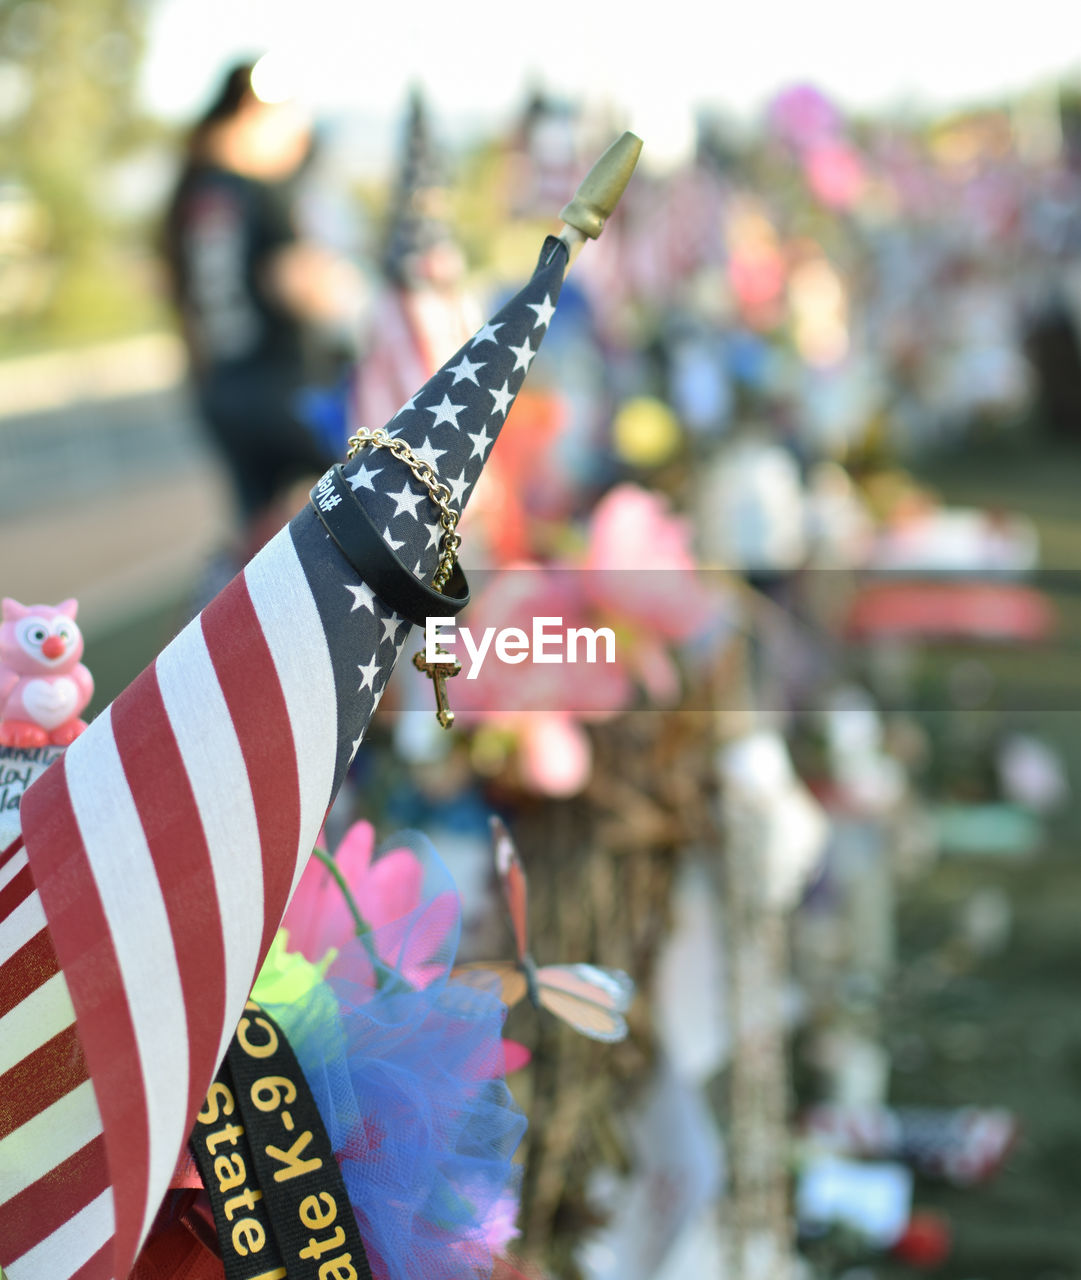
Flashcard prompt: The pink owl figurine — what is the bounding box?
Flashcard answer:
[0,597,94,747]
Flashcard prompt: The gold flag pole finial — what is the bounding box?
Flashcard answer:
[558,130,643,267]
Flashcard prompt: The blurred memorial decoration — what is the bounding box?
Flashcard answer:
[0,131,651,1280]
[478,76,1076,1277]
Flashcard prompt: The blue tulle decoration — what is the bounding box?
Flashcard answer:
[260,832,525,1280]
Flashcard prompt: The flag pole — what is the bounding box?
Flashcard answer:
[557,130,642,270]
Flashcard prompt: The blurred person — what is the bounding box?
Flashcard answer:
[162,58,364,556]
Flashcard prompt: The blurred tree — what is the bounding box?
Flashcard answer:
[0,0,158,345]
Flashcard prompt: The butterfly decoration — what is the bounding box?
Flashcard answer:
[455,816,635,1043]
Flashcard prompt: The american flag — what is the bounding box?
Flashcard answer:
[0,234,568,1279]
[381,86,451,287]
[353,89,481,443]
[353,285,480,435]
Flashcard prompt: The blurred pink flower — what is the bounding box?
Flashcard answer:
[767,83,842,152]
[451,566,633,723]
[480,1192,521,1255]
[284,821,457,989]
[805,141,866,211]
[450,487,732,793]
[445,1191,522,1276]
[501,1039,532,1074]
[518,712,593,796]
[582,483,720,643]
[584,483,699,575]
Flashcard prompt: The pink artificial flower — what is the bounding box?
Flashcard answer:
[582,483,719,643]
[451,566,634,723]
[455,487,723,725]
[449,487,732,793]
[804,141,866,211]
[584,484,699,575]
[501,1039,532,1074]
[283,821,457,989]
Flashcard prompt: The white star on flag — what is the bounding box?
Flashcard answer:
[357,655,380,691]
[412,436,447,469]
[427,394,467,429]
[468,424,494,460]
[383,526,406,551]
[346,581,377,613]
[370,679,389,714]
[381,615,407,645]
[447,469,469,508]
[387,482,426,519]
[489,380,514,417]
[470,320,503,347]
[528,294,556,329]
[447,354,485,385]
[510,338,535,372]
[425,520,443,550]
[348,463,382,492]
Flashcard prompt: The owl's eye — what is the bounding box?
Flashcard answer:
[55,623,73,642]
[15,618,53,650]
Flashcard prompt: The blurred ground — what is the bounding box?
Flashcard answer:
[875,436,1081,1279]
[1,335,232,711]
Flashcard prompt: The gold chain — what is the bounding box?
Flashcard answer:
[346,428,461,592]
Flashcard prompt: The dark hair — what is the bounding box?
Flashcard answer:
[185,61,259,155]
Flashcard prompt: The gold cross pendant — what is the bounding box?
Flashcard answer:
[412,649,462,729]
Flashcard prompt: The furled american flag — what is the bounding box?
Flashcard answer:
[0,234,569,1279]
[381,86,451,287]
[353,88,480,435]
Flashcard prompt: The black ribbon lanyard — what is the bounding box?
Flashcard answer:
[189,1001,373,1280]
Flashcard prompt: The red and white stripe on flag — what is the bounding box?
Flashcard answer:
[354,285,479,432]
[0,524,338,1279]
[354,288,434,432]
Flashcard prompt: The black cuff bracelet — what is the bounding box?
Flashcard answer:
[309,465,470,628]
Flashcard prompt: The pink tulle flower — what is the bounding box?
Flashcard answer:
[480,1193,522,1254]
[445,1192,522,1276]
[283,821,457,989]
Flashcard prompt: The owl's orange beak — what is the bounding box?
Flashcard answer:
[42,635,66,659]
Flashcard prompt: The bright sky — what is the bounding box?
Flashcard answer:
[140,0,1081,164]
